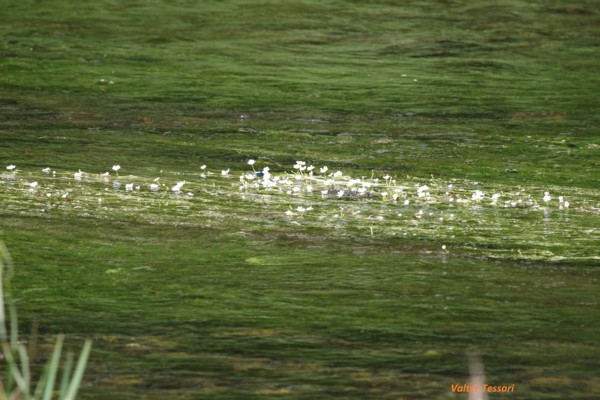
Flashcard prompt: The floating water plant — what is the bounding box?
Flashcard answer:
[1,161,598,262]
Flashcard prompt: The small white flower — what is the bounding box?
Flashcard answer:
[112,165,121,172]
[29,181,38,189]
[74,171,83,180]
[404,199,410,205]
[321,190,329,195]
[42,167,51,174]
[337,190,344,198]
[248,159,256,166]
[383,175,391,180]
[6,165,16,171]
[172,181,185,192]
[543,191,551,203]
[150,183,159,191]
[307,165,315,172]
[200,165,207,170]
[221,169,230,176]
[333,171,343,178]
[293,161,306,170]
[564,201,570,208]
[125,183,134,191]
[285,210,294,216]
[320,166,328,174]
[471,190,485,202]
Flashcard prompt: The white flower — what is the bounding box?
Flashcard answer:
[248,159,256,166]
[112,165,121,172]
[74,171,83,181]
[149,183,159,191]
[337,190,344,198]
[42,167,51,173]
[404,199,410,205]
[471,190,485,202]
[319,166,328,174]
[29,182,38,189]
[221,169,230,176]
[417,185,429,195]
[6,165,16,171]
[172,181,185,192]
[563,201,570,208]
[306,185,313,193]
[558,196,564,203]
[293,161,306,170]
[321,190,329,195]
[543,191,551,203]
[383,175,391,180]
[285,210,294,216]
[307,165,315,172]
[200,165,207,170]
[333,171,343,178]
[125,183,134,191]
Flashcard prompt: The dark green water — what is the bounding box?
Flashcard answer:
[1,1,599,399]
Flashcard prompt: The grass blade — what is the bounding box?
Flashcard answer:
[58,352,74,398]
[1,343,27,396]
[41,335,64,400]
[62,340,92,400]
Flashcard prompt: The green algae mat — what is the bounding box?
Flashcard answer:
[1,1,599,399]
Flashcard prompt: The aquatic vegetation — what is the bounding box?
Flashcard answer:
[1,161,598,262]
[1,0,599,398]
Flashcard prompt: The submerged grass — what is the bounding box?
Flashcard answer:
[1,0,599,398]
